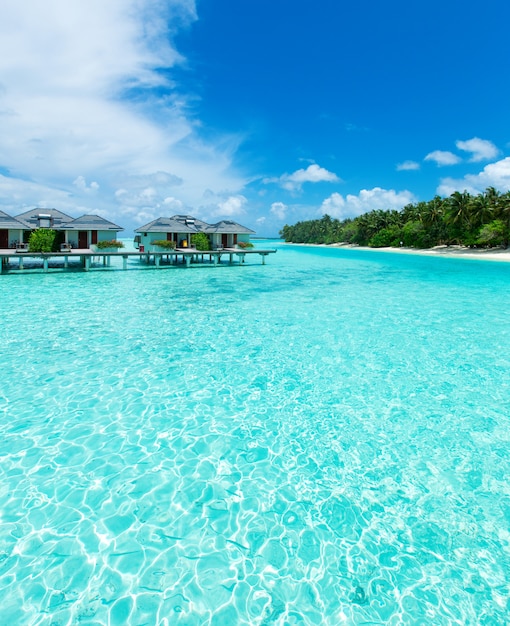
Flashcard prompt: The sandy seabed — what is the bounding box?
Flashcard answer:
[291,242,510,262]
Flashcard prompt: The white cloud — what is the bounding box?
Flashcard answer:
[110,171,188,224]
[115,186,159,207]
[122,207,160,225]
[321,188,416,220]
[424,150,461,166]
[265,164,340,192]
[437,156,510,196]
[0,0,248,232]
[113,172,183,208]
[270,202,288,220]
[163,196,185,210]
[456,137,499,162]
[73,176,99,192]
[396,160,420,171]
[213,195,247,217]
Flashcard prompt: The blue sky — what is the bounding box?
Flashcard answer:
[1,0,510,236]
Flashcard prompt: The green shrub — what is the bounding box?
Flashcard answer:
[237,241,254,249]
[401,221,434,248]
[28,229,56,252]
[368,226,402,248]
[96,240,124,249]
[191,232,210,251]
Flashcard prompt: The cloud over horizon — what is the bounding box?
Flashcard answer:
[213,195,248,217]
[270,201,288,220]
[320,187,416,220]
[437,156,510,197]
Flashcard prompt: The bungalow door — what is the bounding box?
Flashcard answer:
[222,233,228,248]
[0,230,8,248]
[78,231,88,248]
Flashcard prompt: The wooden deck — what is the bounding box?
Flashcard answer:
[0,247,277,273]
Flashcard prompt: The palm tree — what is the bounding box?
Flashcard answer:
[445,191,471,224]
[469,193,495,230]
[444,191,472,243]
[400,203,420,223]
[484,186,501,209]
[421,196,445,228]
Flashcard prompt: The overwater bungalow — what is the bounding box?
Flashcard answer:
[3,208,124,251]
[205,219,256,249]
[57,214,124,249]
[134,214,255,251]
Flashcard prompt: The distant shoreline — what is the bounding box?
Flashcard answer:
[287,242,510,262]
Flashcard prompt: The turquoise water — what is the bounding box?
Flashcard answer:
[1,242,510,625]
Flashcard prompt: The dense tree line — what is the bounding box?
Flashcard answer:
[279,188,510,249]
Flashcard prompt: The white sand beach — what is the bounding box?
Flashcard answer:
[291,242,510,262]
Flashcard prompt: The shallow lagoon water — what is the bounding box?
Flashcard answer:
[1,242,510,624]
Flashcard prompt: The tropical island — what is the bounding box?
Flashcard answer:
[280,188,510,250]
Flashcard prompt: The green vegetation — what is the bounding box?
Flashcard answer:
[191,232,211,251]
[28,228,56,252]
[280,188,510,249]
[237,241,254,249]
[152,239,176,249]
[95,240,124,249]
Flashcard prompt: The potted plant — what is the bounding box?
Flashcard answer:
[151,240,177,252]
[92,240,125,252]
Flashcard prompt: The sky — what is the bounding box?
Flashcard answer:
[1,0,510,237]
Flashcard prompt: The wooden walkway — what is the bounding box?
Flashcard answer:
[0,247,277,274]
